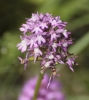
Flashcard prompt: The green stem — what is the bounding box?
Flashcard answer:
[28,57,42,61]
[33,70,45,100]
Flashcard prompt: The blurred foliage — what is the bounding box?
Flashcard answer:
[0,0,89,100]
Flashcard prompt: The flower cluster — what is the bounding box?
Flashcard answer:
[17,12,77,72]
[18,74,65,100]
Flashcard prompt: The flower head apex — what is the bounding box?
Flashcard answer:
[17,12,78,72]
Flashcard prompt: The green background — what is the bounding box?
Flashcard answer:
[0,0,89,100]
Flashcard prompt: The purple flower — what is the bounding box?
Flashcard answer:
[29,13,39,22]
[18,53,29,70]
[36,35,46,45]
[48,54,54,59]
[51,42,58,52]
[19,24,29,34]
[18,74,65,100]
[17,12,77,72]
[28,36,38,48]
[62,30,68,38]
[17,37,29,52]
[39,22,48,29]
[66,57,78,72]
[32,26,42,33]
[34,48,42,62]
[50,30,57,41]
[50,16,61,28]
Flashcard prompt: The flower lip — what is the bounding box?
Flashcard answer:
[34,48,42,62]
[17,40,27,53]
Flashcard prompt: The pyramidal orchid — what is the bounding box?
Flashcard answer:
[17,12,78,100]
[17,12,77,72]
